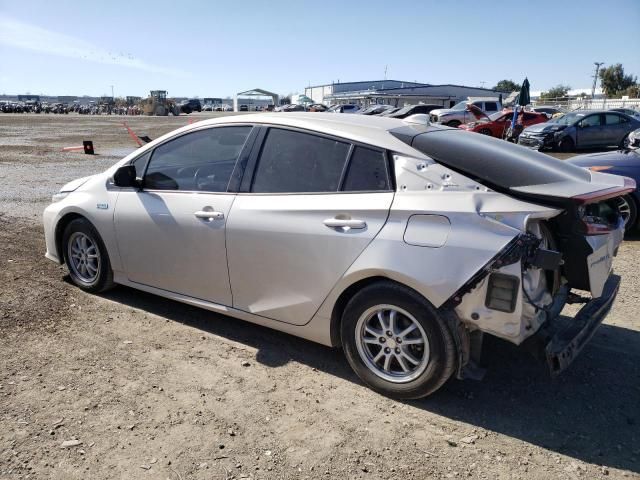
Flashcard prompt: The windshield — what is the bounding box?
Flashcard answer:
[488,111,508,121]
[549,112,585,125]
[450,101,468,111]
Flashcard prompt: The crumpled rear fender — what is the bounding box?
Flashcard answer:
[314,190,561,324]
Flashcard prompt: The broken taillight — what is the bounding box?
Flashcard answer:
[573,178,635,235]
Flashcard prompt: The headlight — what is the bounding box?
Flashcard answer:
[51,191,70,203]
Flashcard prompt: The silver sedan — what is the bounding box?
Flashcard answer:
[44,113,632,398]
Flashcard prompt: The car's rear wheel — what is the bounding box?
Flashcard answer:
[62,218,114,293]
[558,136,574,152]
[613,194,638,232]
[341,282,456,399]
[479,127,492,136]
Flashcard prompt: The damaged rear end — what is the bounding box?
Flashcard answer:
[393,124,634,376]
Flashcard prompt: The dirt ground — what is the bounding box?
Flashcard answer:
[1,113,639,480]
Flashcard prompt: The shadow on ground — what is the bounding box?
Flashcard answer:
[101,285,640,473]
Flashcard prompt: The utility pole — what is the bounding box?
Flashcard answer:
[591,62,603,98]
[479,81,486,88]
[110,85,114,99]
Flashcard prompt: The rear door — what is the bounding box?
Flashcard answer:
[604,113,630,146]
[226,127,394,325]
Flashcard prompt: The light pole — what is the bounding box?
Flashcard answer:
[591,63,603,99]
[110,85,114,99]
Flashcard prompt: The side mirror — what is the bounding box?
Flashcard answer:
[113,165,139,188]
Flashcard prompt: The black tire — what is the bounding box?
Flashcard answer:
[558,136,574,153]
[446,120,461,128]
[479,127,492,136]
[620,133,630,149]
[615,194,639,233]
[62,218,115,293]
[341,281,457,400]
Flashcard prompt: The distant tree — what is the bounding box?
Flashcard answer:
[540,84,571,100]
[599,64,638,97]
[492,79,520,92]
[619,84,640,98]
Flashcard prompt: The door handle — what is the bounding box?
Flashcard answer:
[194,210,224,221]
[323,218,367,230]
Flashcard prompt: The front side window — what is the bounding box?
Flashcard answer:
[251,128,349,193]
[144,126,251,191]
[580,114,602,128]
[343,147,390,191]
[484,102,498,111]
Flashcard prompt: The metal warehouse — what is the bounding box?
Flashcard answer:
[305,80,508,108]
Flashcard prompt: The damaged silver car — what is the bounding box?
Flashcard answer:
[43,114,634,399]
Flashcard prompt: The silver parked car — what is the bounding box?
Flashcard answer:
[44,113,633,399]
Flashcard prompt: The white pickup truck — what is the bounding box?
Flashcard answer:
[430,97,503,127]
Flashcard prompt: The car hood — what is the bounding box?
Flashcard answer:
[430,108,454,117]
[59,175,93,192]
[522,121,568,134]
[567,149,640,168]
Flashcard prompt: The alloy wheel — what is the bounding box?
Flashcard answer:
[67,232,101,284]
[355,305,430,383]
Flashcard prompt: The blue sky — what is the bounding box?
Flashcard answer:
[1,0,639,98]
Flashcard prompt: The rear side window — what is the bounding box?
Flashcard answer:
[484,102,498,111]
[144,126,251,191]
[605,114,625,125]
[251,128,350,193]
[343,147,390,191]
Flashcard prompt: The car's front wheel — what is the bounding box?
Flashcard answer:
[558,136,574,152]
[445,120,461,128]
[341,282,456,399]
[62,218,114,293]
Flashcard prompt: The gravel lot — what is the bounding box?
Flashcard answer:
[1,113,639,480]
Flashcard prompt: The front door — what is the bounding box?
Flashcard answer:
[114,125,254,305]
[226,127,394,325]
[576,113,604,148]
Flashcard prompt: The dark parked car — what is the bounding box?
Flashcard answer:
[282,104,306,112]
[357,105,396,115]
[327,104,360,114]
[239,104,249,111]
[307,104,327,112]
[567,140,640,232]
[518,111,640,152]
[608,108,640,121]
[180,99,202,114]
[387,104,442,119]
[379,107,401,116]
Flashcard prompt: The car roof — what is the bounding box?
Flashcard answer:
[188,113,431,158]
